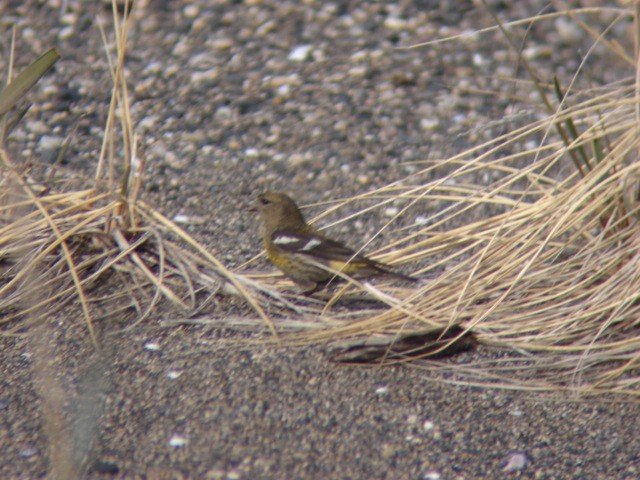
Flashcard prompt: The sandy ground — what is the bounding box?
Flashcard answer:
[1,1,639,479]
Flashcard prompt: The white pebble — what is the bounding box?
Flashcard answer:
[27,120,49,134]
[172,214,190,224]
[420,118,439,130]
[522,46,542,60]
[183,4,200,18]
[38,135,62,150]
[502,451,531,472]
[215,106,232,119]
[472,53,485,66]
[60,13,77,25]
[276,84,291,96]
[375,386,389,395]
[384,17,408,30]
[144,61,163,74]
[414,215,429,226]
[288,44,313,61]
[350,50,368,62]
[423,420,435,431]
[524,140,539,151]
[348,66,367,78]
[356,175,370,185]
[384,206,399,217]
[144,342,161,351]
[138,115,160,131]
[19,446,37,458]
[169,434,187,447]
[190,68,219,84]
[211,38,233,50]
[58,26,74,41]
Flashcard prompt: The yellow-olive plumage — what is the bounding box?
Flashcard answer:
[256,192,415,294]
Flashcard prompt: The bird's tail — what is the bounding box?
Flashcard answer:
[371,261,417,283]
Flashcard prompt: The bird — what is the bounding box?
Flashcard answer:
[256,191,416,294]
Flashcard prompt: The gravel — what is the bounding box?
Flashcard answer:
[1,1,639,479]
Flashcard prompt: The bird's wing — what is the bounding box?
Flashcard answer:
[271,230,416,281]
[270,230,360,261]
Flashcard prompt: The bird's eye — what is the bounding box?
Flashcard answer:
[258,196,270,205]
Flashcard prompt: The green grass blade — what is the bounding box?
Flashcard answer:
[0,48,60,116]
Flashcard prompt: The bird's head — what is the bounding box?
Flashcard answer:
[256,192,307,234]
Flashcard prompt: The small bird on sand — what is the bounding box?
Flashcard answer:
[256,192,416,294]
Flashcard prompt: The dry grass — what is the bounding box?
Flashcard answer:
[0,2,282,476]
[0,3,276,343]
[235,4,640,397]
[1,0,639,403]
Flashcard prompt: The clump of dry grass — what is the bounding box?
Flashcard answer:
[0,2,280,476]
[0,3,279,347]
[251,4,640,396]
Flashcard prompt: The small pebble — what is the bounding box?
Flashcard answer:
[356,174,370,185]
[423,471,441,480]
[183,4,200,18]
[191,68,219,85]
[20,446,37,458]
[375,386,389,395]
[26,120,49,135]
[58,26,75,41]
[525,140,539,151]
[60,13,77,25]
[414,215,429,226]
[276,84,291,96]
[501,451,531,472]
[423,420,435,431]
[348,66,367,78]
[384,206,399,217]
[211,38,233,50]
[384,17,408,31]
[288,45,313,62]
[172,214,190,224]
[215,107,233,119]
[472,53,485,66]
[169,434,188,447]
[420,118,439,130]
[38,135,63,150]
